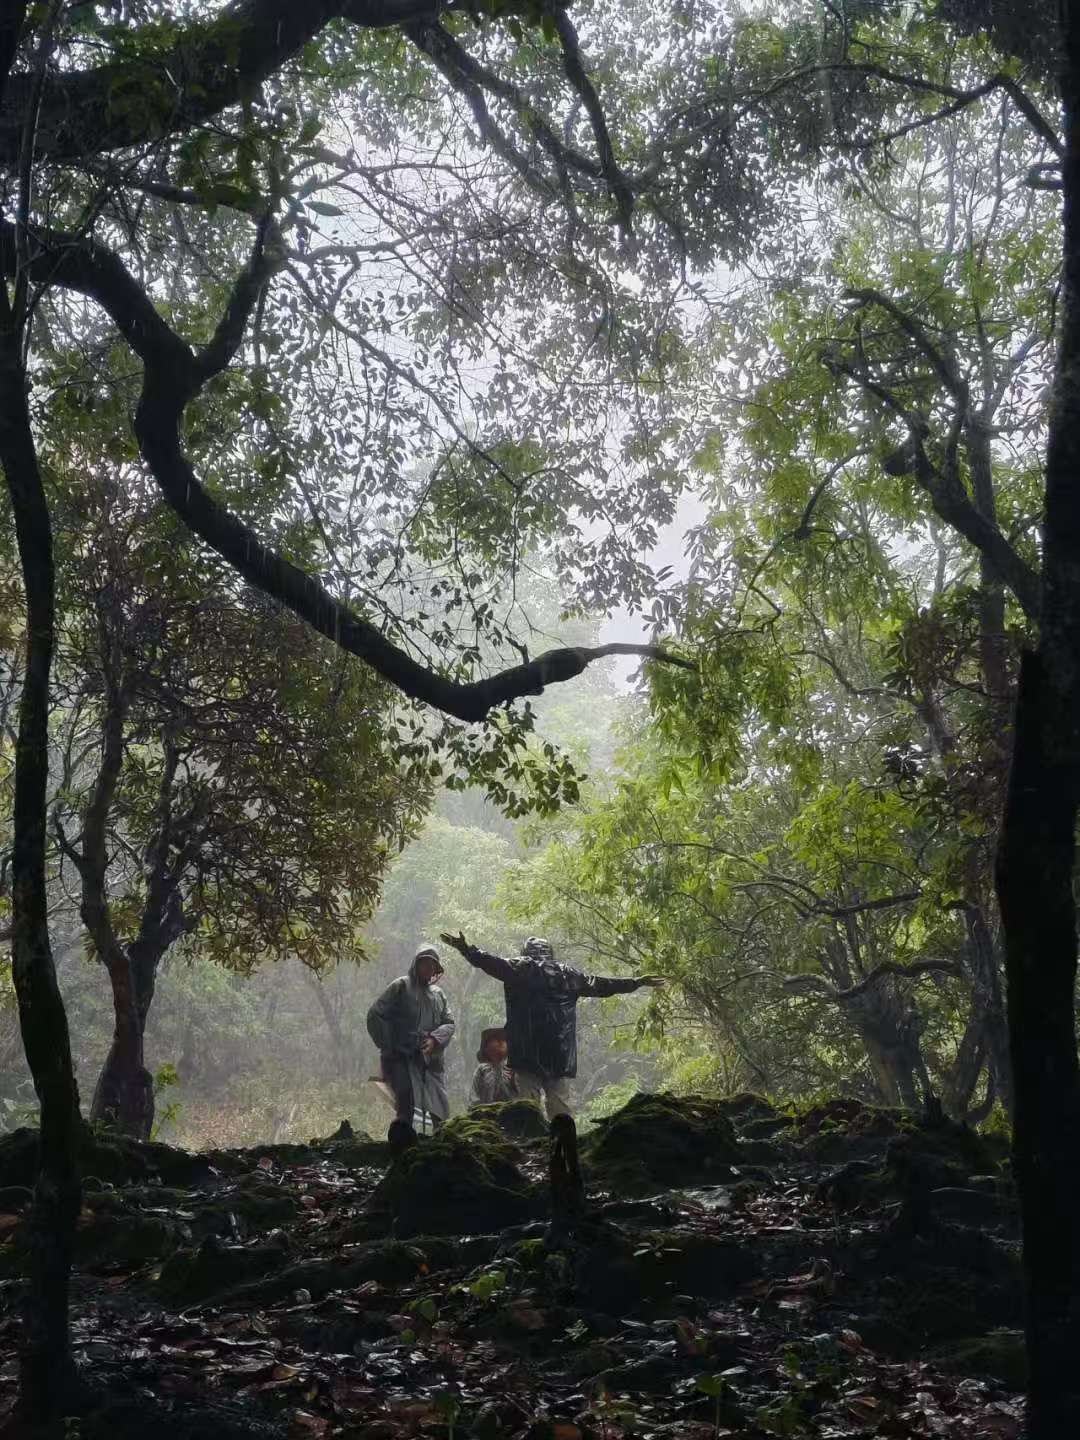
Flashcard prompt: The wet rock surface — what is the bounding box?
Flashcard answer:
[0,1094,1024,1438]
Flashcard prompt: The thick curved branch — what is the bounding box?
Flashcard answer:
[0,0,453,166]
[784,957,963,1002]
[1,220,693,722]
[814,890,923,920]
[404,19,557,198]
[551,7,633,231]
[845,287,967,401]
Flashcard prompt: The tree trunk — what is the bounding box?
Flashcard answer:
[307,968,354,1079]
[963,901,1012,1115]
[993,6,1080,1433]
[90,949,154,1140]
[996,658,1080,1436]
[0,304,82,1418]
[857,1021,921,1109]
[942,1000,988,1121]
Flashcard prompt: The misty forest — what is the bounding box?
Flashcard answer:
[1,0,1078,1436]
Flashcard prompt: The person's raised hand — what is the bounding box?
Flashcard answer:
[439,931,469,953]
[637,974,667,988]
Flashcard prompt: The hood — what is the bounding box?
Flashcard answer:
[409,944,444,984]
[523,936,554,963]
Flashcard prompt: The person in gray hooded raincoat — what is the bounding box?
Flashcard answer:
[366,945,455,1132]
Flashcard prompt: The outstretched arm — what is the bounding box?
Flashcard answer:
[440,931,517,983]
[575,972,667,999]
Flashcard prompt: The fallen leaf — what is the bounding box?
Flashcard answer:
[288,1411,329,1437]
[506,1302,547,1331]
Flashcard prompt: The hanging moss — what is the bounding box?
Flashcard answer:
[371,1115,541,1236]
[580,1093,740,1194]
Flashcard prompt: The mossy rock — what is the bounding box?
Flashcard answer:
[472,1098,548,1141]
[92,1184,193,1213]
[217,1175,302,1229]
[739,1114,794,1141]
[899,1118,1002,1176]
[715,1093,777,1124]
[929,1329,1026,1389]
[222,1233,498,1307]
[371,1117,540,1237]
[736,1138,785,1165]
[879,1125,1004,1207]
[234,1130,389,1172]
[580,1093,740,1193]
[820,1121,1006,1215]
[325,1138,392,1168]
[76,1211,185,1269]
[873,1233,1022,1348]
[574,1226,757,1312]
[794,1098,905,1136]
[156,1233,292,1302]
[0,1125,228,1190]
[792,1100,912,1161]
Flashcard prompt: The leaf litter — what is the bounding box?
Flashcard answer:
[0,1097,1025,1438]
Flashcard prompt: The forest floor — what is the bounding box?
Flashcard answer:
[0,1093,1025,1439]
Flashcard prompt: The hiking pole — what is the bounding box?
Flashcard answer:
[416,1046,432,1135]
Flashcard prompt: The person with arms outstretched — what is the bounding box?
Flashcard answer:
[440,933,663,1118]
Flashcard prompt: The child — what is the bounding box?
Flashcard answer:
[469,1027,517,1108]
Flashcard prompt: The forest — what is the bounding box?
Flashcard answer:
[0,0,1076,1435]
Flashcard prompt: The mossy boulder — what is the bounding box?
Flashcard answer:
[221,1233,498,1308]
[473,1098,548,1142]
[370,1115,540,1236]
[792,1100,911,1161]
[820,1119,1008,1217]
[236,1128,388,1173]
[76,1211,185,1269]
[217,1174,302,1229]
[580,1093,740,1194]
[716,1093,778,1125]
[929,1329,1026,1389]
[156,1233,292,1302]
[571,1225,758,1312]
[0,1125,232,1190]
